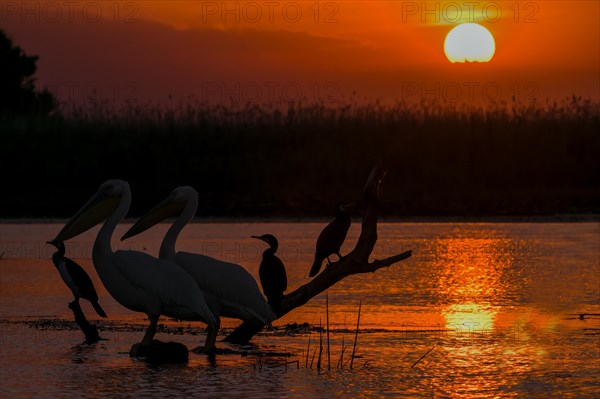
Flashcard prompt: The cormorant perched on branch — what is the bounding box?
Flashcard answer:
[48,241,107,318]
[252,234,287,313]
[309,203,355,277]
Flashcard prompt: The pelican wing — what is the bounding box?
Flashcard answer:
[112,250,216,326]
[175,252,276,324]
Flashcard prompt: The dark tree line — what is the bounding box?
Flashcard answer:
[0,30,56,115]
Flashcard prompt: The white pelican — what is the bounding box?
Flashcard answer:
[121,186,276,348]
[50,180,217,351]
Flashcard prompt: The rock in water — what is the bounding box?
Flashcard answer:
[130,340,189,364]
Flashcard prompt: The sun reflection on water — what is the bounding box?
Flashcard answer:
[443,302,496,334]
[430,232,544,396]
[1,223,599,397]
[433,234,514,332]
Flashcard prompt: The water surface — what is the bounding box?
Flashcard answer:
[1,222,599,397]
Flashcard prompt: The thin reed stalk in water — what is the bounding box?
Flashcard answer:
[266,360,299,370]
[338,314,347,369]
[305,329,312,369]
[326,292,331,371]
[310,349,317,369]
[337,337,346,369]
[350,300,362,369]
[317,318,323,371]
[411,344,437,369]
[255,342,263,372]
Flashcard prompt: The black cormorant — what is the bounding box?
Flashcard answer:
[48,241,107,318]
[309,203,355,277]
[252,234,287,312]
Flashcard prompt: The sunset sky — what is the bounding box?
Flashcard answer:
[3,1,599,106]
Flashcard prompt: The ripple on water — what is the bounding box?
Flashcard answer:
[1,222,599,398]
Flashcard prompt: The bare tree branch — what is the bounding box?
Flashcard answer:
[224,163,412,344]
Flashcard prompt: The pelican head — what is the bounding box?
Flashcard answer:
[50,180,129,243]
[252,234,279,251]
[121,186,197,241]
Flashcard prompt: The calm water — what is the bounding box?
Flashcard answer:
[1,222,599,398]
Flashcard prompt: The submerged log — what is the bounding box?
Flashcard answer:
[224,162,413,344]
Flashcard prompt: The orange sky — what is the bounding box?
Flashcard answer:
[3,1,598,106]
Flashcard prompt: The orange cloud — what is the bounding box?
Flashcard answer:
[2,1,597,106]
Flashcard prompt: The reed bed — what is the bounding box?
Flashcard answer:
[2,97,599,217]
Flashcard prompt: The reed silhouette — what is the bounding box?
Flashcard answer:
[2,97,598,218]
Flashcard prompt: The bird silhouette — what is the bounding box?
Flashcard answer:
[121,186,276,352]
[50,180,216,349]
[309,203,355,277]
[252,234,287,313]
[48,241,107,318]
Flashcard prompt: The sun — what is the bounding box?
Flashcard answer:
[444,23,495,63]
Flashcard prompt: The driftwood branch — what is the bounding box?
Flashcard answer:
[224,162,412,344]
